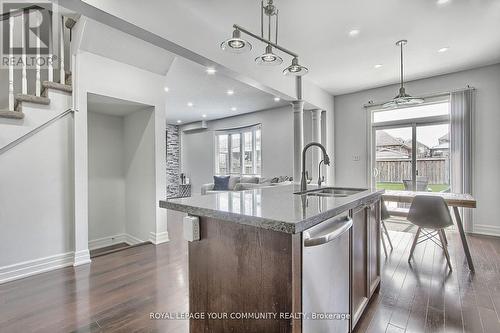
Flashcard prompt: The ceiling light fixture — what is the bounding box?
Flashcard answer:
[164,87,169,92]
[202,114,207,118]
[274,97,280,102]
[437,0,451,5]
[220,29,252,53]
[438,47,449,53]
[256,44,283,66]
[176,120,182,124]
[206,67,216,75]
[349,29,360,37]
[231,107,237,111]
[374,64,383,69]
[382,40,424,109]
[187,102,193,107]
[220,0,308,77]
[283,57,308,76]
[227,89,234,95]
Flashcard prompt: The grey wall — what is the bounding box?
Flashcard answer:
[180,106,296,194]
[166,124,180,197]
[88,112,126,242]
[334,63,500,235]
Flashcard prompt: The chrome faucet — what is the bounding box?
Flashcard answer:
[301,142,330,192]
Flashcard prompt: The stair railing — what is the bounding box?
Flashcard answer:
[0,108,74,156]
[3,6,71,110]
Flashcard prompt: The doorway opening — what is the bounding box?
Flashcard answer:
[87,93,155,256]
[370,101,451,231]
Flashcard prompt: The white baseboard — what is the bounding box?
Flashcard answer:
[473,224,500,237]
[88,233,144,250]
[149,231,169,245]
[0,252,74,284]
[73,249,91,266]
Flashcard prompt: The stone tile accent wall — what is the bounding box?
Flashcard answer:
[166,124,180,198]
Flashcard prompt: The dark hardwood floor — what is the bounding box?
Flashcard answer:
[2,211,500,332]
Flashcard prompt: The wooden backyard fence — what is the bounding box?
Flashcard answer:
[376,158,449,184]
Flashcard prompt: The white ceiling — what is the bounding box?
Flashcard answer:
[79,18,176,75]
[87,93,152,116]
[165,57,289,124]
[81,0,500,96]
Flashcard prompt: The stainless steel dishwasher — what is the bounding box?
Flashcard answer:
[302,212,352,333]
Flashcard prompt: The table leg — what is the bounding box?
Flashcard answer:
[453,206,475,272]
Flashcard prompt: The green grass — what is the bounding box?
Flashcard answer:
[377,182,449,192]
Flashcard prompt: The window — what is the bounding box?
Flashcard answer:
[371,102,451,193]
[215,125,262,176]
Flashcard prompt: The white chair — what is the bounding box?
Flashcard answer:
[380,200,394,257]
[407,195,454,271]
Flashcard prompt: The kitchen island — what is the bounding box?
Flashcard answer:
[160,184,384,333]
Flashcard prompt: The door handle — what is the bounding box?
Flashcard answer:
[303,217,353,247]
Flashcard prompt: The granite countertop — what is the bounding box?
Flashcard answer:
[160,184,384,234]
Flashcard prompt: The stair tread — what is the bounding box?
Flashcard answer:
[42,81,72,93]
[15,94,51,105]
[0,110,25,119]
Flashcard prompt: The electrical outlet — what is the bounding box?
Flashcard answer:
[353,155,360,161]
[183,215,200,242]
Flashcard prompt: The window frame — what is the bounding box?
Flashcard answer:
[368,100,451,191]
[214,124,262,176]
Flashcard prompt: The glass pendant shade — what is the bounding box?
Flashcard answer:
[283,57,308,76]
[382,87,425,108]
[383,40,424,108]
[220,29,252,53]
[255,44,283,66]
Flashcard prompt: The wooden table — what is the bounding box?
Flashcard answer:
[382,190,477,272]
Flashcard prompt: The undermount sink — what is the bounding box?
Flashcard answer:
[295,187,367,198]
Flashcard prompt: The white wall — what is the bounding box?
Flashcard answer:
[87,108,155,246]
[123,108,156,241]
[181,106,294,194]
[0,90,73,282]
[75,50,168,260]
[88,112,126,243]
[334,63,500,235]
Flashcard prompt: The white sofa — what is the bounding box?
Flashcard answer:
[201,175,293,195]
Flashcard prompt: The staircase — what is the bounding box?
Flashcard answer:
[0,7,74,120]
[0,73,72,119]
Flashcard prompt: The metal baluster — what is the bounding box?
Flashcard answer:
[8,15,14,110]
[60,15,65,84]
[21,10,27,94]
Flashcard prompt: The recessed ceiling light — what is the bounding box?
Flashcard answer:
[202,114,207,118]
[206,67,216,75]
[176,120,182,124]
[437,0,451,5]
[187,102,193,107]
[348,29,360,37]
[438,47,449,53]
[231,107,237,111]
[227,89,234,95]
[164,87,169,92]
[274,97,280,102]
[374,64,383,69]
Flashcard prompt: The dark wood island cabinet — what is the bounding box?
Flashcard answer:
[160,185,383,333]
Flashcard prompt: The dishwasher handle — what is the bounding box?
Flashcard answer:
[303,216,353,247]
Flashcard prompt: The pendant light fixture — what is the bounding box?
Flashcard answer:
[382,40,424,109]
[220,29,252,53]
[255,44,283,65]
[283,57,308,76]
[220,0,308,76]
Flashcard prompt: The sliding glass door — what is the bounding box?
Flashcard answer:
[371,102,450,192]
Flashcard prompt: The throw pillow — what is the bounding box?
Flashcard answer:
[213,176,230,190]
